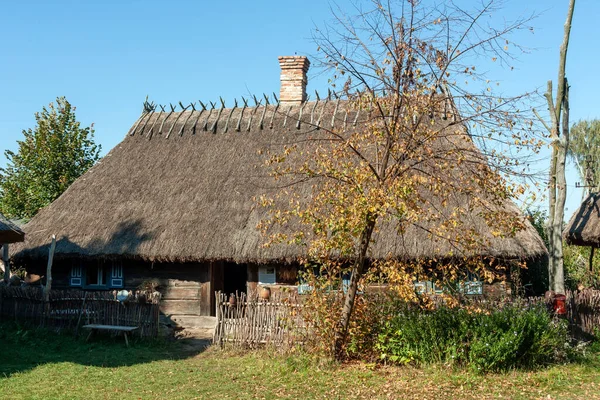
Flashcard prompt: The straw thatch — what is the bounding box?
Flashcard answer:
[564,193,600,247]
[0,213,24,244]
[13,101,546,263]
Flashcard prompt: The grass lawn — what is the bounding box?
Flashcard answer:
[1,323,599,400]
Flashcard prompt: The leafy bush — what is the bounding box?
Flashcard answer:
[468,304,569,372]
[564,244,600,290]
[376,302,569,373]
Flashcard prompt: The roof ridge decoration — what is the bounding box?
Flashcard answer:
[128,89,459,139]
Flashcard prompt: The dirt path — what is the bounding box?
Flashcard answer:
[174,328,213,356]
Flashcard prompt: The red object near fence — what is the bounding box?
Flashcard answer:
[553,293,567,315]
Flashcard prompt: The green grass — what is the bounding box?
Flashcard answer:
[1,323,600,399]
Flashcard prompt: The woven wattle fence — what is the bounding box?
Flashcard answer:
[563,289,600,336]
[0,286,161,338]
[213,290,307,348]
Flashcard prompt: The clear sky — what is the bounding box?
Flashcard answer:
[0,0,598,219]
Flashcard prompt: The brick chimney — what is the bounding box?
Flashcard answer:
[278,56,310,106]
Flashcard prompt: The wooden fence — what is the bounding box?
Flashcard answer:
[0,286,161,338]
[213,288,600,348]
[213,291,307,348]
[564,289,600,336]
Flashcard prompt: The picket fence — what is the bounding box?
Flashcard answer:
[213,291,307,348]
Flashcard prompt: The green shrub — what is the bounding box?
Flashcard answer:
[376,302,569,373]
[468,304,569,372]
[564,244,600,290]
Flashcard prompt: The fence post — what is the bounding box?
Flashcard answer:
[74,291,88,337]
[43,235,56,303]
[42,235,56,326]
[214,291,223,348]
[2,244,9,283]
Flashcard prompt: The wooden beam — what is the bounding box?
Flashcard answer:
[2,244,9,283]
[247,264,258,295]
[43,235,56,302]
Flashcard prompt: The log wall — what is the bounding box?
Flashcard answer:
[24,259,215,326]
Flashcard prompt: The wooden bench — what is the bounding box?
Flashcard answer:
[83,324,138,347]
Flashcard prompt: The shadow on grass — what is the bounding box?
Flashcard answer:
[0,322,210,377]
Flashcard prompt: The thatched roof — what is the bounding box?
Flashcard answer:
[13,101,546,263]
[564,193,600,247]
[0,213,24,244]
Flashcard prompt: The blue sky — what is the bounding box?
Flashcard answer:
[0,0,598,218]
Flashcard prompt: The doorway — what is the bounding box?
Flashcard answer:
[223,262,248,296]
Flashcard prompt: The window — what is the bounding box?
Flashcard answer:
[414,272,483,296]
[110,262,124,288]
[414,281,432,294]
[86,263,105,286]
[70,265,82,287]
[459,271,483,295]
[70,261,126,289]
[460,281,483,295]
[258,266,276,285]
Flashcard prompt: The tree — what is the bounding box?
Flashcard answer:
[261,0,540,358]
[568,119,600,198]
[0,97,101,219]
[534,0,576,295]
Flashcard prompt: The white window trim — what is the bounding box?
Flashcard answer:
[70,265,83,287]
[110,262,124,288]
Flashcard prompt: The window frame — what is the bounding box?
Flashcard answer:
[69,261,125,290]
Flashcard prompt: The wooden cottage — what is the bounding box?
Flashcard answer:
[13,56,547,328]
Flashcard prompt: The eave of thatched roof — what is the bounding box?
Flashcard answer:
[564,193,600,247]
[13,101,547,263]
[0,213,24,244]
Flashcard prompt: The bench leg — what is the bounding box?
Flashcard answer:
[86,329,94,343]
[124,332,129,348]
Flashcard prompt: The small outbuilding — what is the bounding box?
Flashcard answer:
[0,212,25,281]
[564,193,600,271]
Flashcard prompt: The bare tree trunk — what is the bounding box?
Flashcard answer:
[554,86,569,294]
[547,148,557,291]
[1,244,9,283]
[43,235,57,303]
[335,217,376,359]
[545,0,575,294]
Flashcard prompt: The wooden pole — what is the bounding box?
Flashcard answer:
[75,291,88,338]
[43,235,56,302]
[590,246,595,272]
[2,244,9,283]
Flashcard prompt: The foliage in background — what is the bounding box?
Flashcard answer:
[0,97,100,219]
[523,209,549,295]
[376,301,570,373]
[525,208,599,291]
[563,244,600,290]
[527,209,549,248]
[568,119,600,196]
